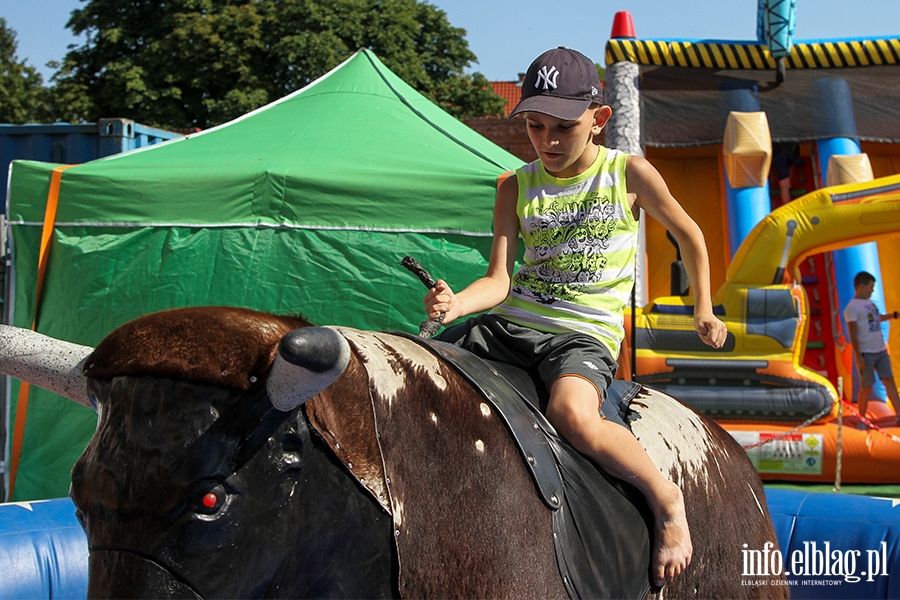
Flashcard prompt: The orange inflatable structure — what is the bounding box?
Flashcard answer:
[603,22,900,482]
[726,401,900,484]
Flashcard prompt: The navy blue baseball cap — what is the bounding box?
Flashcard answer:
[509,47,603,120]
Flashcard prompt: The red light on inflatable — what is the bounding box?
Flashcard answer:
[610,11,636,39]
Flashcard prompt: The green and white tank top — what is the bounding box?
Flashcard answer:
[491,147,637,356]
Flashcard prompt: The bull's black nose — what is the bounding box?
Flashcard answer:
[279,327,345,373]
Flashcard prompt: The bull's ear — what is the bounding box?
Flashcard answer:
[0,325,93,408]
[267,327,351,411]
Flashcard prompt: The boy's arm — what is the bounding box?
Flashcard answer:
[626,155,727,349]
[843,306,866,367]
[846,320,864,368]
[425,175,519,324]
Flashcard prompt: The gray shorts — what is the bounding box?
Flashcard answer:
[860,350,894,387]
[436,314,617,403]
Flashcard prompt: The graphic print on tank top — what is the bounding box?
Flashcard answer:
[512,189,617,305]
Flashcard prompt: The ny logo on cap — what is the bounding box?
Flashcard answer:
[535,65,559,90]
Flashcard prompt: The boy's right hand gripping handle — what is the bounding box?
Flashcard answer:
[400,256,445,338]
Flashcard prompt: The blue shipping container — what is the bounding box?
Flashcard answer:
[1,119,182,212]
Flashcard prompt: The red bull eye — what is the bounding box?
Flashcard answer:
[191,481,228,515]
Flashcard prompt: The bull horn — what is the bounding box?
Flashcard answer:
[267,327,351,411]
[0,324,93,408]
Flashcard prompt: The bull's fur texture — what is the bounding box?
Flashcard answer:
[308,329,567,598]
[627,389,785,599]
[65,307,785,599]
[83,306,303,390]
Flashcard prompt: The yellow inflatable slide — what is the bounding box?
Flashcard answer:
[623,174,900,482]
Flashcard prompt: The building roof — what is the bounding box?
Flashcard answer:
[490,81,521,117]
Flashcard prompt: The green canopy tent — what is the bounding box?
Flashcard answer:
[4,49,521,501]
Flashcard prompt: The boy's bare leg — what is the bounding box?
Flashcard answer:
[779,177,791,205]
[881,378,900,425]
[857,385,872,428]
[546,376,692,587]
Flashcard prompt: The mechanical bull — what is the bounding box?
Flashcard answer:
[0,306,786,599]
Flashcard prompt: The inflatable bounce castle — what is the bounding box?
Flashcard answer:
[605,2,900,483]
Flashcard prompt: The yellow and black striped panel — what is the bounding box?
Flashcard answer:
[605,38,900,69]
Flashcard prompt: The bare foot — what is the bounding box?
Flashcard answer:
[651,483,693,587]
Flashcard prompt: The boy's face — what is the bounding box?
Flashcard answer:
[524,105,612,178]
[856,280,875,299]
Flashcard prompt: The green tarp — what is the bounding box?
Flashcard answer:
[4,49,521,500]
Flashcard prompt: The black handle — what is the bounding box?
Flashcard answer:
[400,256,437,289]
[401,256,444,338]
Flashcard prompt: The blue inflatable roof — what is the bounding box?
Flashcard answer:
[0,498,87,599]
[765,489,900,599]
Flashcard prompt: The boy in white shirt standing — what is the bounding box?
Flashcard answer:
[844,270,900,427]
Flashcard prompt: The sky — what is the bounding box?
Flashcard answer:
[4,0,900,82]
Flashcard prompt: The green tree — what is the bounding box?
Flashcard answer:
[52,0,505,129]
[0,18,49,123]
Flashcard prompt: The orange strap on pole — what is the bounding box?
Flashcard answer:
[7,164,74,501]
